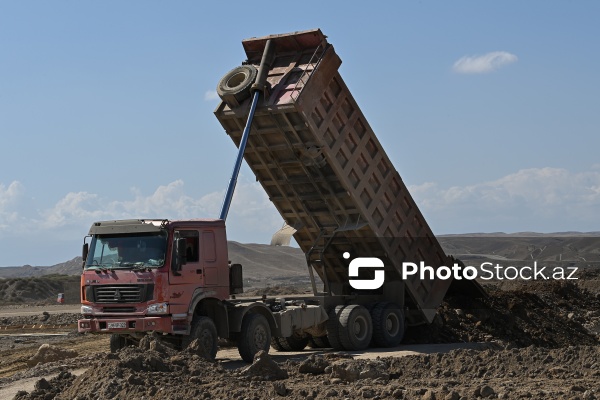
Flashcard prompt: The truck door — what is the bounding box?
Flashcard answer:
[169,230,201,285]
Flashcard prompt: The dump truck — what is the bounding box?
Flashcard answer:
[78,29,483,362]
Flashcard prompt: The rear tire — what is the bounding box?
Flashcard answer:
[183,316,218,359]
[338,305,372,350]
[238,313,271,363]
[326,305,345,350]
[270,337,286,351]
[371,302,405,348]
[308,335,331,348]
[272,333,309,351]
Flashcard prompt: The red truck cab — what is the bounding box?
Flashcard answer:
[78,219,235,348]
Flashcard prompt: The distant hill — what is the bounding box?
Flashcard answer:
[2,233,599,282]
[0,257,84,279]
[0,242,308,286]
[438,232,600,265]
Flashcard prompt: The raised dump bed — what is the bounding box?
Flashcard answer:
[215,29,479,324]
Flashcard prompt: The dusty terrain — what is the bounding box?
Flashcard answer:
[0,269,597,399]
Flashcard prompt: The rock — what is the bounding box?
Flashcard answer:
[361,387,376,398]
[139,333,177,357]
[299,355,330,374]
[330,361,360,382]
[185,338,210,359]
[34,378,51,390]
[480,385,495,398]
[583,391,596,400]
[27,344,78,367]
[240,350,288,381]
[359,360,389,381]
[272,381,287,396]
[422,389,436,400]
[445,391,460,400]
[455,309,465,317]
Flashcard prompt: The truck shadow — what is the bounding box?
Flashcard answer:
[216,341,494,370]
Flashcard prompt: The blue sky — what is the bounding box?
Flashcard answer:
[1,1,599,266]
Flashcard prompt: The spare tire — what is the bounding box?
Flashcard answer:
[217,65,258,107]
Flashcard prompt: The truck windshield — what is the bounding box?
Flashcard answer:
[85,232,168,270]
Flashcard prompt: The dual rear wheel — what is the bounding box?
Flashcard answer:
[327,303,405,351]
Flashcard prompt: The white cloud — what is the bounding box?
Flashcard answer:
[8,167,600,265]
[38,179,282,240]
[409,167,600,233]
[0,179,285,265]
[0,181,24,231]
[204,90,220,101]
[453,51,518,74]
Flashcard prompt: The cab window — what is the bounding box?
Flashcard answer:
[179,230,199,263]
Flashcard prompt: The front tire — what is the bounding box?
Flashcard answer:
[238,313,271,363]
[109,334,128,353]
[183,316,218,359]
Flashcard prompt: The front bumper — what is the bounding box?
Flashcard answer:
[78,315,176,334]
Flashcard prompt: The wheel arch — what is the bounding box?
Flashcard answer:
[189,293,229,339]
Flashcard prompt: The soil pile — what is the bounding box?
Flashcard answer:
[407,281,600,348]
[0,312,79,327]
[14,339,599,400]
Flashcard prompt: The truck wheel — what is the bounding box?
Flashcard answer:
[273,333,309,351]
[308,335,330,348]
[338,305,372,350]
[370,302,405,347]
[270,337,286,351]
[183,316,218,359]
[109,334,128,353]
[238,313,271,363]
[326,305,345,350]
[217,65,258,106]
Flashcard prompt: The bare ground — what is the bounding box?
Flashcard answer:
[0,272,598,399]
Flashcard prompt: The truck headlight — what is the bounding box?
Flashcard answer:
[81,305,93,315]
[146,302,168,315]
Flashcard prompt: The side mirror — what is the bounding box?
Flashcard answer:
[172,235,187,275]
[82,243,89,268]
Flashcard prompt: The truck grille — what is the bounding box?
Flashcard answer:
[102,307,137,313]
[90,284,153,304]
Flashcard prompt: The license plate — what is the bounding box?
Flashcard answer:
[107,322,127,329]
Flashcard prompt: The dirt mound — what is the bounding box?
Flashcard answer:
[0,312,80,327]
[27,344,78,367]
[15,344,599,400]
[13,371,76,400]
[52,339,227,400]
[406,281,600,348]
